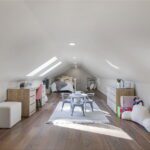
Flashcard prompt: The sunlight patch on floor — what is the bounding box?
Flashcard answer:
[53,121,133,140]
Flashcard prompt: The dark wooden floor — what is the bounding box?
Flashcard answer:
[0,93,150,150]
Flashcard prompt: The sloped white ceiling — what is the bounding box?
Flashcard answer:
[0,0,150,82]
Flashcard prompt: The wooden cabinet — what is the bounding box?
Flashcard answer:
[7,89,36,117]
[107,87,135,113]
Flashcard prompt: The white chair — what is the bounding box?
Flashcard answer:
[0,102,22,128]
[61,93,71,111]
[85,93,95,112]
[71,95,85,116]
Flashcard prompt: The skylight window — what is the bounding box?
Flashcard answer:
[26,57,58,77]
[106,59,119,70]
[39,61,62,77]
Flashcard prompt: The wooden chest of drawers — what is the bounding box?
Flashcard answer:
[7,89,36,117]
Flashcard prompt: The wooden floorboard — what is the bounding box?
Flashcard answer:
[0,93,149,150]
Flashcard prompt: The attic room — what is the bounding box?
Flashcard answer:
[0,0,150,150]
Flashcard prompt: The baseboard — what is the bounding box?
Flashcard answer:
[95,90,107,101]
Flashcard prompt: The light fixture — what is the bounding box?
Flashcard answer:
[73,56,77,59]
[40,61,62,77]
[106,59,119,70]
[26,57,58,77]
[69,42,76,46]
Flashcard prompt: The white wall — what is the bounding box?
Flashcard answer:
[97,77,150,109]
[0,80,18,102]
[97,78,115,95]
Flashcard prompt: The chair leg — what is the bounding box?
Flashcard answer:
[61,102,65,111]
[81,105,85,116]
[36,100,38,110]
[36,100,40,110]
[84,103,86,112]
[39,99,42,108]
[90,102,93,112]
[71,105,75,116]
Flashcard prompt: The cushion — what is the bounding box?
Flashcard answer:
[122,111,132,120]
[120,96,136,108]
[143,118,150,132]
[131,105,150,125]
[122,105,150,132]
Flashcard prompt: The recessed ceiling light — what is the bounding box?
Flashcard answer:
[73,56,77,59]
[69,42,76,46]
